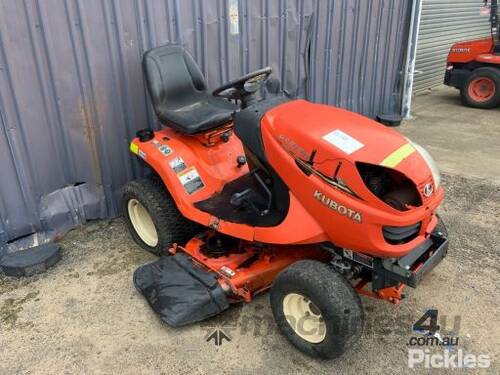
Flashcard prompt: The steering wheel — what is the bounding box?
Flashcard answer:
[212,67,272,101]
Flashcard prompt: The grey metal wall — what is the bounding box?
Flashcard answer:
[414,0,492,92]
[0,0,412,248]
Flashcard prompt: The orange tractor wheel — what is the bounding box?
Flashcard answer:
[461,67,500,109]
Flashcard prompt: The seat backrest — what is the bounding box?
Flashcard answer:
[143,44,207,110]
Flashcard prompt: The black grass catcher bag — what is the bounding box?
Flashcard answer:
[133,253,229,327]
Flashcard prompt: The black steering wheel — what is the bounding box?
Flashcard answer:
[212,67,272,102]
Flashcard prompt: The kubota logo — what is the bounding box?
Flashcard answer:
[451,47,470,53]
[313,190,362,223]
[423,183,434,197]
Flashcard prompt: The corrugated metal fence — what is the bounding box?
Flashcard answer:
[0,0,412,247]
[414,0,492,92]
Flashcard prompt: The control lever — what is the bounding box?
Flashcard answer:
[230,189,265,215]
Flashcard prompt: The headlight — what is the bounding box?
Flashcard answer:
[407,139,441,188]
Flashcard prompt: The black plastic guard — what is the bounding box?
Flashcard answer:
[372,234,448,291]
[444,68,470,89]
[133,253,229,327]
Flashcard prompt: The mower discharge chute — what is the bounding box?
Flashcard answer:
[123,44,449,359]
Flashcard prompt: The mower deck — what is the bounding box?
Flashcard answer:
[173,234,330,303]
[133,235,330,326]
[133,227,448,327]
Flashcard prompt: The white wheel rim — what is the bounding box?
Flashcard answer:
[127,198,158,247]
[282,293,327,344]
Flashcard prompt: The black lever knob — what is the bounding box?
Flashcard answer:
[236,155,247,168]
[220,131,231,142]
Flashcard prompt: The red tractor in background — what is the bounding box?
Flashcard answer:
[445,0,500,108]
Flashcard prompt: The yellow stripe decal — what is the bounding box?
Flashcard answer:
[130,142,139,154]
[380,143,415,168]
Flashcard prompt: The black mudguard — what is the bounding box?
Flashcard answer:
[133,253,229,327]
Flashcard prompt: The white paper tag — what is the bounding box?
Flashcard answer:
[322,129,364,155]
[228,0,239,35]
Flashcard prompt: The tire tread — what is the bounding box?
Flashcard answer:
[270,260,364,359]
[122,177,201,254]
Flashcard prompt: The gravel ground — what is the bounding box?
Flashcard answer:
[0,86,499,374]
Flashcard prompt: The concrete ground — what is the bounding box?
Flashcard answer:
[0,86,499,374]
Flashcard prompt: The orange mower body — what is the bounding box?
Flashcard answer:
[125,43,449,359]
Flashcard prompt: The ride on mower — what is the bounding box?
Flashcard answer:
[123,44,449,359]
[444,0,500,108]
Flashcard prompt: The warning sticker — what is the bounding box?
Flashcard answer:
[178,167,204,195]
[169,157,187,174]
[150,139,173,156]
[322,129,364,155]
[159,145,172,156]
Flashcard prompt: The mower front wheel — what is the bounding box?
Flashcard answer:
[122,177,201,255]
[270,260,364,359]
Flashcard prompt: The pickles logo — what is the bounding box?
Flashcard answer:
[313,190,362,222]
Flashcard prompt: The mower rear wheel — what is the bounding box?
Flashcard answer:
[461,67,500,109]
[270,260,364,359]
[122,177,201,255]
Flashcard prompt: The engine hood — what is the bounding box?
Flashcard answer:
[447,37,494,64]
[262,100,432,186]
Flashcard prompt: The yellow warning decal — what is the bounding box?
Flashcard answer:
[130,142,139,154]
[380,143,415,168]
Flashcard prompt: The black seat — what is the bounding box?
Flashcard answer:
[143,44,237,134]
